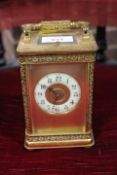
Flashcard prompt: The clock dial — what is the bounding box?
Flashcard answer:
[34,73,81,114]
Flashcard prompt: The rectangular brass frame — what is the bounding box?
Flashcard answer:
[19,53,95,149]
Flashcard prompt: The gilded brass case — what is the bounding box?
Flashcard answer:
[17,20,97,150]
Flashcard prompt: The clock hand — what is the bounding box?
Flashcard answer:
[48,87,58,101]
[48,87,63,102]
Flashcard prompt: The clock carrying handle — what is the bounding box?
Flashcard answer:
[22,20,89,36]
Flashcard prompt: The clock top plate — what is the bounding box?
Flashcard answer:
[17,20,97,55]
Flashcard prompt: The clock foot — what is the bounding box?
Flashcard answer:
[24,132,95,150]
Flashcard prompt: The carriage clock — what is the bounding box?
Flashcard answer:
[17,20,97,149]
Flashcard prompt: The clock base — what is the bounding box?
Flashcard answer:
[24,132,94,150]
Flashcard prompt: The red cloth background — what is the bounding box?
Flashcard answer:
[0,0,117,30]
[0,64,117,174]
